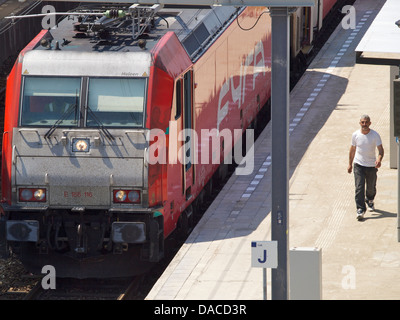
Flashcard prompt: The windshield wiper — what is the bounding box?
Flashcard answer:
[44,103,78,139]
[86,106,115,141]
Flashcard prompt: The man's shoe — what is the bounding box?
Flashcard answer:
[357,208,365,221]
[366,200,375,212]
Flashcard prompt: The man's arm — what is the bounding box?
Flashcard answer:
[376,144,384,168]
[348,145,356,173]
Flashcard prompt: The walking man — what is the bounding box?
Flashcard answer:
[348,115,384,221]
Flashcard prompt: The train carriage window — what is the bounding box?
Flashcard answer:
[183,71,193,171]
[87,78,146,128]
[20,76,81,127]
[175,79,182,120]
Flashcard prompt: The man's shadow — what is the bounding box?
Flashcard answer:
[362,209,397,221]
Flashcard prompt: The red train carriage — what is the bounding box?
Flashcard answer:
[0,1,339,278]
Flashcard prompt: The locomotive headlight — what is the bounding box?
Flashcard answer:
[113,189,141,204]
[19,188,46,202]
[34,189,46,201]
[72,138,90,152]
[115,190,126,202]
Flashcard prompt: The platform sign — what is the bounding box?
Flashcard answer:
[251,241,278,268]
[44,0,314,6]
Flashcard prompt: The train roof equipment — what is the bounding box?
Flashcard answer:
[15,0,315,6]
[8,4,255,62]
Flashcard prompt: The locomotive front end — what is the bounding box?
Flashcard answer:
[1,49,164,277]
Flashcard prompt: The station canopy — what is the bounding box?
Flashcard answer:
[46,0,314,6]
[356,0,400,66]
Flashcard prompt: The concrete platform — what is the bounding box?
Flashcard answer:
[146,0,397,300]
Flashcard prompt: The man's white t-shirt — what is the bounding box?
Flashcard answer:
[351,129,382,167]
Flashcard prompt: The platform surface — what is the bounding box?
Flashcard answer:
[146,0,398,300]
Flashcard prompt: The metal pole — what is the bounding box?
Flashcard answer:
[270,6,290,300]
[395,68,400,242]
[263,268,267,300]
[397,140,400,241]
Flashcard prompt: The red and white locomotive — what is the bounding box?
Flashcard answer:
[0,0,339,277]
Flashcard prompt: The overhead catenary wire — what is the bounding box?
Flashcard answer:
[236,9,270,31]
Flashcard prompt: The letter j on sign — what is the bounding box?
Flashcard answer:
[251,241,278,268]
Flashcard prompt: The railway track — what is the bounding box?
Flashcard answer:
[24,276,144,300]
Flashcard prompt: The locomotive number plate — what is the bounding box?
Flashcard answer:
[63,190,93,198]
[50,186,109,206]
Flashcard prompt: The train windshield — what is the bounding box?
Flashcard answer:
[20,76,81,127]
[87,78,146,128]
